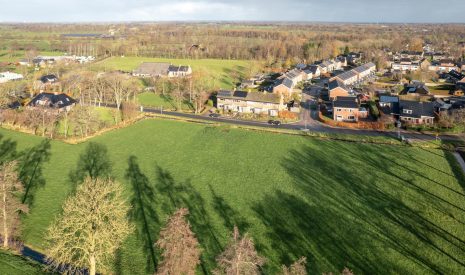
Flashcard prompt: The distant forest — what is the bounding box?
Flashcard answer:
[1,23,465,64]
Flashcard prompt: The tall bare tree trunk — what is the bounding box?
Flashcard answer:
[89,254,96,275]
[2,180,8,248]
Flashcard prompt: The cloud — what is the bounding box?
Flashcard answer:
[0,0,464,23]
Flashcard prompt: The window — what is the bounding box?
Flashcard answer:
[403,109,413,114]
[336,108,342,112]
[348,116,355,120]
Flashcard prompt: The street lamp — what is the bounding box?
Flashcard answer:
[397,120,402,140]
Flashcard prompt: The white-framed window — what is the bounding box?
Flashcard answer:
[403,109,413,114]
[336,108,342,112]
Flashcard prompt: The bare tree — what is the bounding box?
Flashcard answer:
[69,105,99,137]
[214,226,265,275]
[104,72,139,111]
[0,161,28,248]
[156,208,201,275]
[45,177,132,275]
[281,257,307,275]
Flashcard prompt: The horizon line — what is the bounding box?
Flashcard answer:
[1,20,465,25]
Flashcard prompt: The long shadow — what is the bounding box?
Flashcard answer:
[17,140,51,205]
[69,142,112,185]
[251,142,465,274]
[0,134,17,164]
[208,184,249,232]
[126,156,159,273]
[155,166,222,274]
[445,152,465,192]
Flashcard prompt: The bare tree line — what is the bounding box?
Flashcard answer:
[2,23,464,62]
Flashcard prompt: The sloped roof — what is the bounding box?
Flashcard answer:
[333,96,358,108]
[336,70,357,81]
[399,100,435,118]
[308,65,320,74]
[133,62,170,76]
[328,79,349,92]
[28,93,76,109]
[40,74,58,83]
[217,90,281,104]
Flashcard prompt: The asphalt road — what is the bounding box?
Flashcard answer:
[96,103,462,142]
[141,106,464,142]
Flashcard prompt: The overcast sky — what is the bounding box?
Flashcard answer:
[1,0,464,23]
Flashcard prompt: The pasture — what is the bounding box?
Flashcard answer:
[93,56,251,89]
[1,119,465,274]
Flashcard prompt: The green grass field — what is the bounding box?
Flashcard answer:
[137,92,193,111]
[1,119,465,274]
[0,50,63,63]
[93,57,251,89]
[0,250,46,275]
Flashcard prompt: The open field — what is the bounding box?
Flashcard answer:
[0,250,46,275]
[93,57,251,89]
[1,119,465,274]
[0,50,63,63]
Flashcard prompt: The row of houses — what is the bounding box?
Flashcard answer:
[216,90,286,117]
[330,62,376,86]
[132,62,192,78]
[272,57,348,96]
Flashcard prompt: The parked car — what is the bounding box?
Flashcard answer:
[268,120,281,125]
[209,113,221,118]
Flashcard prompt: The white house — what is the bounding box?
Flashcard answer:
[0,72,24,83]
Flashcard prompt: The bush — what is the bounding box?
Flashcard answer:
[367,101,380,119]
[207,99,214,107]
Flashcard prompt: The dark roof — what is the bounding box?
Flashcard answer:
[399,100,435,118]
[379,95,399,103]
[400,83,430,95]
[448,70,464,81]
[336,70,357,81]
[133,62,170,76]
[28,93,76,109]
[276,77,295,89]
[328,79,349,92]
[333,96,358,108]
[40,74,58,83]
[217,90,281,104]
[308,65,320,74]
[168,65,191,73]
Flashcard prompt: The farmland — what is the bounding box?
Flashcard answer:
[1,118,464,274]
[93,56,252,89]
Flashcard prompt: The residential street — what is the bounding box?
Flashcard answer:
[139,105,464,142]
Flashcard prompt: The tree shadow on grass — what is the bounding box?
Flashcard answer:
[208,184,249,233]
[17,139,51,205]
[125,156,159,273]
[69,142,112,186]
[155,166,222,274]
[444,151,465,192]
[252,143,465,274]
[0,134,17,164]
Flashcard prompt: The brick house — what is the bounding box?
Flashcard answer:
[333,96,368,122]
[328,80,351,101]
[398,100,435,125]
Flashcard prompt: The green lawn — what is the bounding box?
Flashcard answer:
[137,92,193,111]
[1,119,465,274]
[0,50,63,63]
[0,250,46,275]
[93,57,251,89]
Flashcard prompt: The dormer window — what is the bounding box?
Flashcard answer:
[403,109,413,114]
